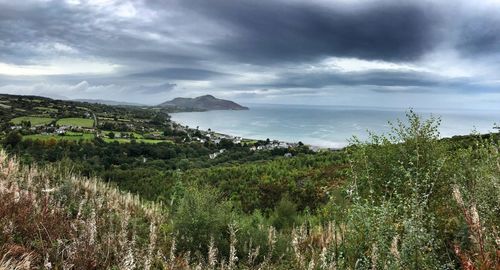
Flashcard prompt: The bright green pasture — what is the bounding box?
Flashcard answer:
[57,118,94,128]
[23,133,95,141]
[11,116,54,126]
[34,106,58,112]
[102,131,144,139]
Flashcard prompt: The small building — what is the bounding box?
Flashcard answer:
[278,142,288,148]
[56,126,68,134]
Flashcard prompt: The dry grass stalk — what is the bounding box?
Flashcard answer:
[452,184,497,270]
[228,224,239,270]
[0,252,34,270]
[144,221,158,270]
[0,150,165,269]
[207,236,218,269]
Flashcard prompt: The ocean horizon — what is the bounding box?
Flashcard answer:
[171,104,499,148]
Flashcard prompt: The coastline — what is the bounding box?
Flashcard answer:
[169,105,499,150]
[171,116,342,151]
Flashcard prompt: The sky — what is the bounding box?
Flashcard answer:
[1,0,500,109]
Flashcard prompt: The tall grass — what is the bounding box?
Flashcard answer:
[0,150,165,269]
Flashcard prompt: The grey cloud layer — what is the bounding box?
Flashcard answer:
[175,0,441,63]
[0,0,499,107]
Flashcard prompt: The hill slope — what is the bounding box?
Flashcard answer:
[74,98,145,106]
[158,95,249,111]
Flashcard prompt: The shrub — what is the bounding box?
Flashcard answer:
[271,195,298,230]
[172,185,234,258]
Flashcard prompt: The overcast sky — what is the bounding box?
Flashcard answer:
[1,0,500,109]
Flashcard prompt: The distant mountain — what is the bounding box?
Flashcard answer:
[158,95,249,111]
[0,93,68,101]
[74,99,145,106]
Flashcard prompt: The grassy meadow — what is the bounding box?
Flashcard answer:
[23,133,96,142]
[56,117,94,128]
[10,116,54,126]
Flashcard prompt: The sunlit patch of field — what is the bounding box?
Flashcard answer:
[11,116,54,126]
[23,133,95,141]
[57,118,94,128]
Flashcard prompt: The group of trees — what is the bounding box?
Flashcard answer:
[2,133,316,204]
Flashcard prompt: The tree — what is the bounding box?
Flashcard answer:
[163,126,173,136]
[21,120,31,128]
[219,138,234,149]
[3,131,22,147]
[108,132,115,139]
[173,186,233,256]
[271,195,298,230]
[193,129,202,138]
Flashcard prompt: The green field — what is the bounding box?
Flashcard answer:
[11,116,54,126]
[57,118,94,128]
[23,133,95,141]
[34,106,58,112]
[103,131,143,137]
[99,117,131,122]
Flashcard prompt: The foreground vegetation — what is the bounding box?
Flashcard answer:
[1,111,498,269]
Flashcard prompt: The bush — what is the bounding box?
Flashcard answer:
[3,131,22,147]
[343,111,451,268]
[271,196,298,230]
[172,185,234,257]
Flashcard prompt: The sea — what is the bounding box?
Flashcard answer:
[170,104,499,148]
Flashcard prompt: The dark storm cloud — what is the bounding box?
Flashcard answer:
[138,82,177,94]
[0,1,202,68]
[249,70,469,89]
[456,14,500,56]
[0,2,97,64]
[169,0,441,64]
[0,0,482,67]
[129,68,230,80]
[0,0,443,67]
